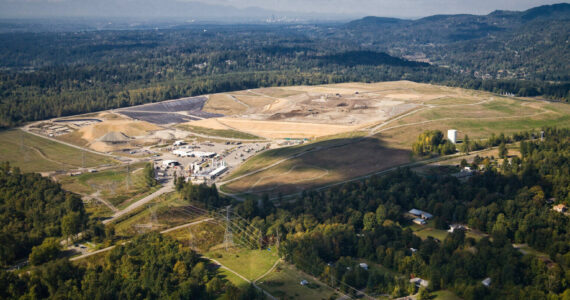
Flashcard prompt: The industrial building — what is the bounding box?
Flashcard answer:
[189,159,228,181]
[172,149,216,158]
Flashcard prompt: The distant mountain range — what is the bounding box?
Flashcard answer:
[0,0,348,23]
[338,3,570,81]
[346,3,570,43]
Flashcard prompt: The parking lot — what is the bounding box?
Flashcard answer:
[152,139,270,183]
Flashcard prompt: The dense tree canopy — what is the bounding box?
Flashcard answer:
[0,162,88,267]
[0,233,263,299]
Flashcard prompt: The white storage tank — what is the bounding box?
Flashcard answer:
[448,129,457,144]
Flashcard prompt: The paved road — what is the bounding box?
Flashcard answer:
[103,180,174,224]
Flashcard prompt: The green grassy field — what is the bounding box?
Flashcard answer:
[433,290,463,300]
[114,192,183,235]
[179,125,263,140]
[0,129,116,172]
[217,268,249,288]
[257,262,338,300]
[58,162,155,207]
[409,220,488,243]
[224,131,371,182]
[412,226,450,241]
[206,248,279,281]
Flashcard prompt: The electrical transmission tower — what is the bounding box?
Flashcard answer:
[126,162,130,191]
[187,226,195,249]
[149,204,158,227]
[224,205,233,251]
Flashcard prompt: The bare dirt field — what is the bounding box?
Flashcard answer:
[207,117,357,139]
[195,81,489,141]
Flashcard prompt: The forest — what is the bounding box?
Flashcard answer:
[225,127,570,299]
[0,3,569,127]
[0,233,264,299]
[0,162,90,267]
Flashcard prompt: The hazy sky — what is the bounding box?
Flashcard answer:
[0,0,567,19]
[201,0,566,17]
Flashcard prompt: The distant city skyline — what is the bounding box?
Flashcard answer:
[0,0,566,20]
[197,0,566,17]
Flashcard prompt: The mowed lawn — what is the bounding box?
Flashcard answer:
[257,262,338,300]
[433,290,463,300]
[0,129,116,172]
[207,248,279,282]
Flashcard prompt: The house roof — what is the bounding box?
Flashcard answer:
[409,209,423,215]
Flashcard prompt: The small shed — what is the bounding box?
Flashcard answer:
[482,277,491,287]
[300,280,309,286]
[359,263,368,270]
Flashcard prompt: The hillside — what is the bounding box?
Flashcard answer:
[0,4,568,128]
[344,3,570,81]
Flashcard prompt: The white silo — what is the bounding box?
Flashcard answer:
[447,129,457,144]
